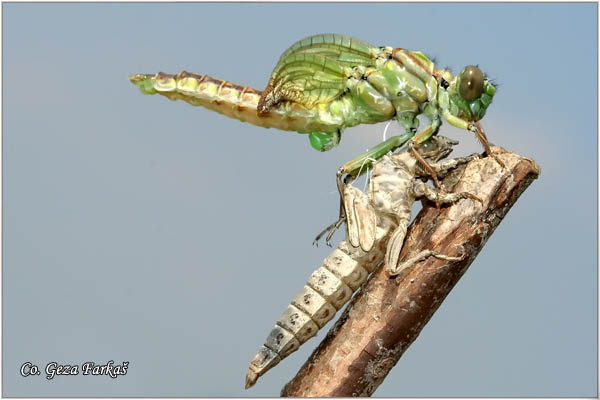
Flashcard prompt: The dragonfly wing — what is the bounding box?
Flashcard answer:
[353,195,377,252]
[343,183,376,251]
[258,34,379,112]
[343,185,361,248]
[385,224,408,274]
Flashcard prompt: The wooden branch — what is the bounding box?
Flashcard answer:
[281,146,541,397]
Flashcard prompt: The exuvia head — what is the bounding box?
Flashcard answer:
[437,65,496,122]
[415,136,458,163]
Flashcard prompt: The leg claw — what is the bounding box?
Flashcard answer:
[313,218,345,247]
[465,193,483,205]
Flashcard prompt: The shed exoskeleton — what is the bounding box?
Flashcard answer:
[245,136,481,389]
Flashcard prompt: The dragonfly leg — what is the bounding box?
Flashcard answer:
[326,218,345,244]
[442,111,504,168]
[313,217,344,247]
[339,132,415,179]
[391,248,466,279]
[385,180,479,276]
[312,175,348,247]
[413,180,483,206]
[471,121,505,168]
[407,121,442,207]
[429,153,481,179]
[409,141,440,191]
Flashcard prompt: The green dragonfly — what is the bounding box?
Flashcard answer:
[130,33,497,240]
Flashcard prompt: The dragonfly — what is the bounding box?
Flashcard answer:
[244,135,481,389]
[129,34,497,241]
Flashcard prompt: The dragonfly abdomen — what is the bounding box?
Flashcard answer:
[130,71,267,123]
[129,72,361,135]
[245,228,393,389]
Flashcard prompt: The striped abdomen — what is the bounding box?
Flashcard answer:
[245,219,396,389]
[129,72,356,134]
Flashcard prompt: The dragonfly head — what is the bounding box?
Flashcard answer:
[415,135,458,163]
[438,65,496,122]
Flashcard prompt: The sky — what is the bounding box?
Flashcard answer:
[2,2,597,397]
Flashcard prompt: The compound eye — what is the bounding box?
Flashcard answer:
[459,65,484,101]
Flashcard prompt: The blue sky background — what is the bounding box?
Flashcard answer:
[3,2,597,397]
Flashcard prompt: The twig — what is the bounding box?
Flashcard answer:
[281,146,541,397]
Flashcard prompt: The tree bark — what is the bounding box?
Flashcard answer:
[281,146,541,397]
